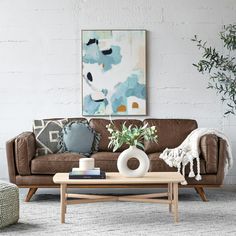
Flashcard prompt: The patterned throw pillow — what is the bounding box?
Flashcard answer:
[58,121,100,156]
[33,119,68,156]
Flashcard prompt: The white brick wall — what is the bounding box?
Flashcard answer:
[0,0,235,183]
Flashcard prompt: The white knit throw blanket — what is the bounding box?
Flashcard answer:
[159,128,233,185]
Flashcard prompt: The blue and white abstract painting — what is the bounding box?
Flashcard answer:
[82,30,146,116]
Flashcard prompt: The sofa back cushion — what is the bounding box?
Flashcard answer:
[59,120,100,156]
[143,119,198,153]
[33,117,87,156]
[89,118,143,152]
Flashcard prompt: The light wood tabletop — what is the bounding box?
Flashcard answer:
[53,172,185,184]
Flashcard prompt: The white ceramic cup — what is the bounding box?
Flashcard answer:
[79,158,95,170]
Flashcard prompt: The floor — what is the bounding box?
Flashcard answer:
[1,185,236,235]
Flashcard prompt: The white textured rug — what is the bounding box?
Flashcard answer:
[1,187,236,236]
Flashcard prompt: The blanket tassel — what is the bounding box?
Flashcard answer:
[195,157,202,181]
[181,164,187,185]
[188,158,195,178]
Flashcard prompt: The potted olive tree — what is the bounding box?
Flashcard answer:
[192,24,236,115]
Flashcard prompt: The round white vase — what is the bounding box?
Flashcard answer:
[117,146,150,178]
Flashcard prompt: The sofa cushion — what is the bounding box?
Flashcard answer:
[31,153,85,174]
[148,153,206,174]
[91,152,140,172]
[143,119,198,153]
[33,118,86,156]
[59,121,100,156]
[90,152,120,172]
[89,118,143,152]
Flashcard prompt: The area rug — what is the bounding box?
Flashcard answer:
[1,187,236,236]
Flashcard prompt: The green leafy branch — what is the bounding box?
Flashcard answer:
[106,122,158,152]
[192,24,236,115]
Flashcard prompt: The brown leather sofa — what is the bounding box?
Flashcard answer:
[6,118,228,202]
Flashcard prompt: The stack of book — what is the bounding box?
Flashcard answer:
[69,167,106,179]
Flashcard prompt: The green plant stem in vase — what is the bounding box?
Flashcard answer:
[106,122,158,152]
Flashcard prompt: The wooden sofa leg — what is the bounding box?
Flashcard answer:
[25,188,38,202]
[194,186,208,202]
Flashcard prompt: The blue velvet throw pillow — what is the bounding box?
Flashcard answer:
[58,121,100,156]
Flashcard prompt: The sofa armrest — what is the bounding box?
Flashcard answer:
[216,138,228,185]
[15,132,36,176]
[6,137,18,183]
[6,132,36,179]
[200,134,218,174]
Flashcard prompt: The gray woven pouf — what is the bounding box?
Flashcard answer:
[0,182,19,229]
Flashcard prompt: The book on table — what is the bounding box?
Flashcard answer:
[69,167,106,179]
[71,167,101,175]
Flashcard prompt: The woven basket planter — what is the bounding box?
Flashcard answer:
[0,182,19,229]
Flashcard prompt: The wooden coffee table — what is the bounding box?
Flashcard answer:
[53,172,185,224]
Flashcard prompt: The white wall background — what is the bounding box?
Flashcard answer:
[0,0,235,183]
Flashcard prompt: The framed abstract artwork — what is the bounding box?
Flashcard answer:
[81,30,146,116]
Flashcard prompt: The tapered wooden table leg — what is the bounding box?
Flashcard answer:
[64,185,67,214]
[60,184,66,223]
[168,183,173,213]
[173,183,179,223]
